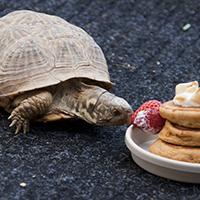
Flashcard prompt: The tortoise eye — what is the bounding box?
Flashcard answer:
[113,109,120,116]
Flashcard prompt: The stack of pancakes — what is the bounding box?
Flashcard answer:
[149,82,200,163]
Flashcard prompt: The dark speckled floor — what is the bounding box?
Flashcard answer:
[0,0,200,199]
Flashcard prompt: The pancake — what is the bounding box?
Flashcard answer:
[149,139,200,163]
[159,100,200,128]
[159,121,200,146]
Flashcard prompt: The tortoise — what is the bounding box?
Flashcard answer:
[0,10,132,134]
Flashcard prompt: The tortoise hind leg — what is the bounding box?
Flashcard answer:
[9,91,53,134]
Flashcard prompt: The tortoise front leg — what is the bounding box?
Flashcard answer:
[9,91,53,134]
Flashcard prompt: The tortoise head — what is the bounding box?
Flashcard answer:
[91,92,133,125]
[61,82,132,126]
[76,84,133,125]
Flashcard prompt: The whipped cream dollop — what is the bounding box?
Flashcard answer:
[173,81,200,107]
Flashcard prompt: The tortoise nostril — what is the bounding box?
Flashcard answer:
[127,108,133,113]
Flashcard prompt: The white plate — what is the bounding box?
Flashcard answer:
[125,125,200,183]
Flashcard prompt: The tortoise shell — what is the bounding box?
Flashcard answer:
[0,10,111,97]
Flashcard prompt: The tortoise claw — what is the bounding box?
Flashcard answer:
[9,119,17,127]
[23,121,29,134]
[15,123,22,134]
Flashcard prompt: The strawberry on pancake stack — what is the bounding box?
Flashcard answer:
[131,100,165,135]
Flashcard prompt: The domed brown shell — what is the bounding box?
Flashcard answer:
[0,10,111,97]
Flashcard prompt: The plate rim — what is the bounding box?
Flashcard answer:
[125,125,200,173]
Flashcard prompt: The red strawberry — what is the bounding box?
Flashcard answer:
[131,100,165,134]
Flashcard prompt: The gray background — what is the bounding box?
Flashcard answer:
[0,0,200,199]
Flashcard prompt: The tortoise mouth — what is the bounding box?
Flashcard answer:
[96,112,132,126]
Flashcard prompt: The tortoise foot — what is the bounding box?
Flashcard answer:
[8,114,29,134]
